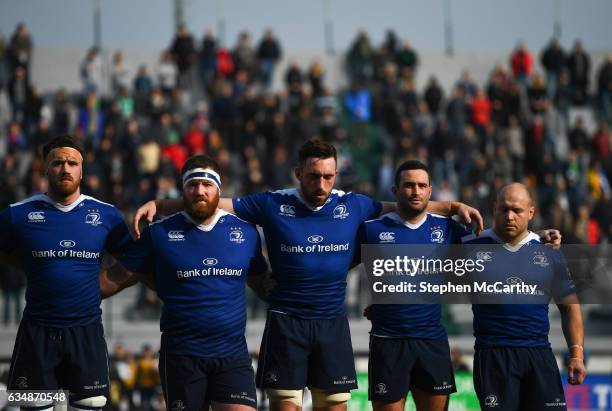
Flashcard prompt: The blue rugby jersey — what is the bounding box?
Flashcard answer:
[361,212,471,339]
[119,210,267,358]
[233,188,382,319]
[464,229,576,348]
[0,194,132,327]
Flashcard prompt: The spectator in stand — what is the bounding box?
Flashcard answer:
[7,22,33,75]
[285,60,303,88]
[110,50,131,97]
[395,40,419,75]
[216,47,234,79]
[78,90,104,147]
[384,29,399,55]
[567,40,591,105]
[0,262,25,325]
[232,31,257,79]
[308,58,325,97]
[451,347,470,372]
[256,29,282,89]
[470,87,492,138]
[134,344,160,410]
[510,41,533,87]
[592,121,610,162]
[345,81,372,122]
[527,72,549,114]
[540,38,566,101]
[424,75,444,115]
[456,69,478,99]
[182,117,207,156]
[596,53,612,124]
[157,51,177,97]
[347,31,374,84]
[199,29,217,89]
[8,65,30,125]
[0,33,9,91]
[447,86,468,137]
[80,47,103,94]
[170,23,196,88]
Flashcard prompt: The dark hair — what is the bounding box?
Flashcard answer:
[394,160,430,187]
[298,139,337,165]
[180,155,220,177]
[42,135,84,159]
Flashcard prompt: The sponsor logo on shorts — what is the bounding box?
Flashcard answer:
[484,395,499,407]
[230,392,256,403]
[433,381,454,391]
[27,211,45,222]
[84,380,108,390]
[85,210,102,226]
[168,230,185,241]
[307,235,324,244]
[265,372,278,383]
[280,204,295,217]
[379,232,395,243]
[203,258,218,266]
[374,383,388,395]
[171,400,185,411]
[60,240,76,248]
[15,376,28,389]
[333,375,356,385]
[545,398,566,407]
[533,251,549,267]
[333,204,350,219]
[230,227,245,244]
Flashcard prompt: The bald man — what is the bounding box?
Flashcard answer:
[462,183,586,411]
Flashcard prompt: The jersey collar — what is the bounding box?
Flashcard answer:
[483,228,540,252]
[387,211,428,229]
[182,209,229,231]
[40,193,86,212]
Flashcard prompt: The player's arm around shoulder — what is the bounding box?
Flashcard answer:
[245,222,273,302]
[557,293,587,385]
[99,262,142,299]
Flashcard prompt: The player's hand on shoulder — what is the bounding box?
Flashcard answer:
[132,201,158,239]
[456,203,484,235]
[568,357,587,385]
[538,229,562,248]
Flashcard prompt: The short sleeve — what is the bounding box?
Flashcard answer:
[104,208,134,255]
[353,223,368,265]
[0,208,14,253]
[354,194,382,222]
[248,231,268,276]
[449,219,472,244]
[232,192,269,225]
[551,250,577,301]
[119,227,155,274]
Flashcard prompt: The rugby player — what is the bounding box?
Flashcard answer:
[358,163,563,411]
[463,183,586,411]
[0,135,133,411]
[101,155,268,411]
[358,161,470,411]
[131,140,483,411]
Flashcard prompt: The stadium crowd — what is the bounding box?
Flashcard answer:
[0,23,610,317]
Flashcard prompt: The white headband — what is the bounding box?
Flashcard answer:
[182,168,221,189]
[47,147,84,162]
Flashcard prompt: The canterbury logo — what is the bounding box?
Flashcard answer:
[379,232,395,242]
[168,230,185,240]
[280,204,295,215]
[27,211,45,221]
